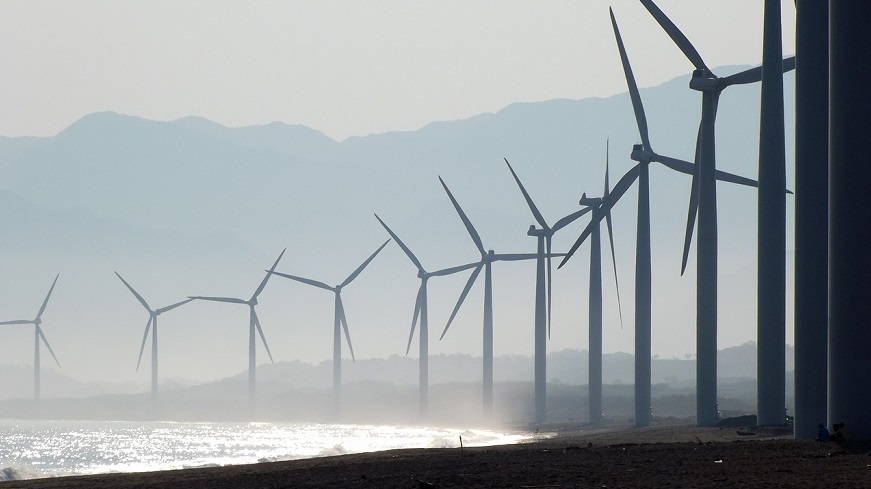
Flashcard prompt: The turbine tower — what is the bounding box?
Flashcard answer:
[576,142,623,425]
[375,213,477,417]
[560,8,759,427]
[189,249,286,407]
[437,176,546,413]
[0,274,61,401]
[115,272,194,402]
[639,0,796,428]
[269,239,390,409]
[504,159,591,424]
[756,0,787,427]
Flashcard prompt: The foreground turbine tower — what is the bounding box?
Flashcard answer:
[828,1,871,440]
[793,0,828,440]
[190,249,286,407]
[640,0,795,427]
[269,239,390,410]
[438,176,544,413]
[756,0,787,426]
[375,214,477,416]
[505,159,590,424]
[115,272,194,402]
[0,275,61,401]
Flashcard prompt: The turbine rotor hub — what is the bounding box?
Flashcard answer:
[630,144,654,163]
[689,68,718,91]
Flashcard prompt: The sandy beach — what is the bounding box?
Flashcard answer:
[3,419,869,488]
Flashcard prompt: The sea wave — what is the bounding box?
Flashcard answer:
[0,465,45,481]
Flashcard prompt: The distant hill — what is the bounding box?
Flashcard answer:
[0,66,796,388]
[0,342,788,424]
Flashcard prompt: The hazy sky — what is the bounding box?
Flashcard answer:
[0,1,796,141]
[0,2,799,386]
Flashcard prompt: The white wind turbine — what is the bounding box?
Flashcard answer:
[437,176,551,414]
[269,239,390,408]
[375,213,479,416]
[115,272,194,402]
[504,159,591,424]
[189,249,286,406]
[0,274,61,401]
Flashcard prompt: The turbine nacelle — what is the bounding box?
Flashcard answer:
[630,144,654,163]
[527,225,550,238]
[579,193,602,207]
[689,68,718,91]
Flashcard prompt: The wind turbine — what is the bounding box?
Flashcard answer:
[189,248,286,406]
[576,141,624,425]
[374,213,479,417]
[504,159,591,424]
[437,176,549,413]
[0,274,61,401]
[559,9,759,427]
[115,272,194,402]
[269,239,390,407]
[639,0,796,427]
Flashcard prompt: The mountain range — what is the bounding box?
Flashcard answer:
[0,66,796,388]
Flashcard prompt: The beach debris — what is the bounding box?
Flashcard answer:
[413,475,436,488]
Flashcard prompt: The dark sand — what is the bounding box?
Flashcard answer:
[5,420,870,488]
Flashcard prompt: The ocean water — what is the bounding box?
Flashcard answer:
[0,419,529,480]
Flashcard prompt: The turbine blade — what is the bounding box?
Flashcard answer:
[681,181,699,276]
[252,310,274,364]
[337,296,355,363]
[156,298,195,315]
[188,296,248,304]
[604,199,624,330]
[439,176,486,256]
[656,153,759,189]
[611,8,651,151]
[252,248,287,301]
[552,207,592,232]
[640,0,709,72]
[713,168,759,188]
[270,271,333,291]
[719,56,795,87]
[681,124,703,276]
[407,284,423,355]
[0,319,32,325]
[429,261,481,276]
[602,138,623,328]
[559,164,641,269]
[136,316,152,372]
[604,138,611,198]
[652,154,696,176]
[37,326,61,368]
[375,214,425,272]
[440,263,483,340]
[492,253,539,261]
[340,239,391,288]
[115,272,151,312]
[504,158,549,230]
[36,274,59,320]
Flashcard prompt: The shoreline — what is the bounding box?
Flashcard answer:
[7,419,869,488]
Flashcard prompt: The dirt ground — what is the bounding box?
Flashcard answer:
[5,420,871,488]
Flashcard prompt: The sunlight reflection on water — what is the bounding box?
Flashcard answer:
[0,419,529,479]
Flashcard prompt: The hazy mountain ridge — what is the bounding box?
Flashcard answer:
[0,66,796,387]
[0,341,789,400]
[0,342,786,424]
